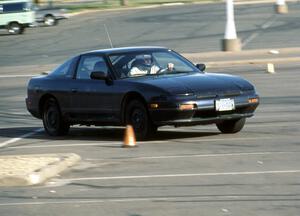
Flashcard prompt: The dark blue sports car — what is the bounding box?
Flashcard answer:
[26,47,259,140]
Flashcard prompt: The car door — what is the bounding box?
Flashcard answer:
[70,54,118,122]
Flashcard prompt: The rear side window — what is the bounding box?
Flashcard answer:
[76,55,108,80]
[50,58,73,78]
[2,2,26,13]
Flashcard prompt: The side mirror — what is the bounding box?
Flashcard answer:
[195,63,206,72]
[90,71,107,80]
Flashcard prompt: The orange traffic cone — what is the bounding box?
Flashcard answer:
[123,125,137,148]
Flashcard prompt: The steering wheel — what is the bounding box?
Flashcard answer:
[156,67,168,74]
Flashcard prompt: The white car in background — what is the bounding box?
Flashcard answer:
[0,0,35,34]
[34,5,68,26]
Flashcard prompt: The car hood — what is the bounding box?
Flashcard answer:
[132,72,254,96]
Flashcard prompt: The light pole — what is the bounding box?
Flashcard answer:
[275,0,288,14]
[222,0,241,51]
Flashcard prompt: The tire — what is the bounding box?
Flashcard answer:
[42,98,70,136]
[125,100,157,140]
[7,22,24,35]
[216,118,246,134]
[44,15,57,26]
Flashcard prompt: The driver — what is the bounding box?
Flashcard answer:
[129,55,160,76]
[166,63,174,72]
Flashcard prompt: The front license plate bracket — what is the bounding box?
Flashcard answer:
[215,98,235,111]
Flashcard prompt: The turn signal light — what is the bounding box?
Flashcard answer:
[179,104,195,110]
[248,98,259,103]
[150,103,159,109]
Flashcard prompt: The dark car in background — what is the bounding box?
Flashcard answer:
[26,47,259,140]
[34,6,68,26]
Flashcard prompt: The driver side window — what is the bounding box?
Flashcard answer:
[76,55,108,80]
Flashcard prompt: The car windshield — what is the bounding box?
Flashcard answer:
[109,50,200,79]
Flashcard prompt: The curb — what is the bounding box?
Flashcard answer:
[204,57,300,68]
[0,153,81,186]
[67,0,298,17]
[182,47,300,68]
[183,47,300,59]
[67,1,219,17]
[1,57,298,75]
[234,0,298,5]
[1,47,299,75]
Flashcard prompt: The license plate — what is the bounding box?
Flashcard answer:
[215,98,235,111]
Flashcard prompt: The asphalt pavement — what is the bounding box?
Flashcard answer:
[0,2,300,67]
[1,2,300,215]
[1,62,300,215]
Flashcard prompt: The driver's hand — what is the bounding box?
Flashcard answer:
[167,63,174,71]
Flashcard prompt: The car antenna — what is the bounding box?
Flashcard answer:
[104,24,114,48]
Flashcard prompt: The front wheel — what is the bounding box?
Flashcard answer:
[125,100,157,140]
[8,22,24,34]
[43,98,70,136]
[216,118,246,134]
[44,15,57,26]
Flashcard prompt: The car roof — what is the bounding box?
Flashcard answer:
[81,46,169,56]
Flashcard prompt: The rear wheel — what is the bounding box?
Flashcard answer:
[42,98,69,136]
[125,100,157,140]
[7,22,24,35]
[216,118,246,134]
[44,15,57,26]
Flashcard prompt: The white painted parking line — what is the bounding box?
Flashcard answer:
[9,142,122,149]
[86,151,298,161]
[252,119,300,124]
[0,74,39,78]
[254,114,300,119]
[242,32,259,48]
[242,16,277,47]
[162,2,184,6]
[8,136,273,149]
[261,19,277,29]
[0,128,43,148]
[1,194,298,207]
[177,137,272,143]
[63,170,300,182]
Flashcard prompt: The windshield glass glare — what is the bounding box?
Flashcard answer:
[109,50,200,79]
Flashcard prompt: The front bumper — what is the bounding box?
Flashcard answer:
[149,94,259,126]
[26,98,41,119]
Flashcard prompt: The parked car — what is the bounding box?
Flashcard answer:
[34,6,68,26]
[0,0,35,34]
[26,47,259,140]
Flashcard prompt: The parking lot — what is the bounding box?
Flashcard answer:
[0,62,299,215]
[1,2,300,215]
